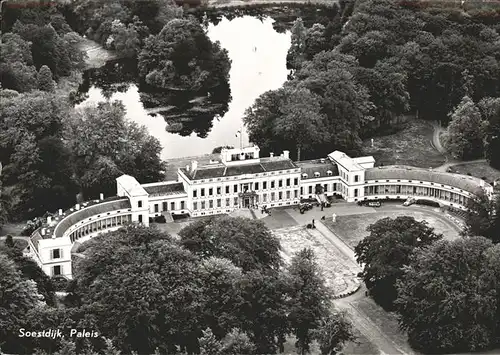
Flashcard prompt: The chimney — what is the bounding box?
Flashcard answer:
[186,165,190,172]
[75,204,80,210]
[58,209,63,216]
[100,193,104,201]
[191,160,198,172]
[41,228,45,236]
[270,152,274,158]
[283,150,290,159]
[47,216,52,225]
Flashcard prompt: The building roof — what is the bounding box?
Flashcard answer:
[328,151,364,171]
[142,182,186,196]
[116,175,148,196]
[295,159,339,179]
[52,199,131,239]
[365,165,489,194]
[180,157,298,180]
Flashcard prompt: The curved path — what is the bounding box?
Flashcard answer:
[431,121,488,172]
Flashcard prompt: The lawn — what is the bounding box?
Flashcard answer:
[448,162,500,184]
[362,120,446,168]
[324,209,460,249]
[273,226,360,297]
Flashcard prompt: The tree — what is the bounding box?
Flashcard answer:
[464,190,499,243]
[0,33,37,92]
[73,225,205,354]
[138,18,230,91]
[395,237,499,353]
[0,252,43,354]
[478,97,500,169]
[355,216,443,310]
[179,216,282,271]
[65,101,165,198]
[287,248,331,354]
[314,312,354,355]
[219,328,256,355]
[444,96,485,160]
[199,328,223,355]
[110,19,140,57]
[5,235,14,248]
[36,65,55,92]
[287,18,307,70]
[274,87,327,161]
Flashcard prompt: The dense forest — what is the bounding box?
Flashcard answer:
[245,0,500,164]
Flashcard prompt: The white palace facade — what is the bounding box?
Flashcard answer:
[27,146,494,279]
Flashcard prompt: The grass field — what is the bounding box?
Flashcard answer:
[362,120,446,168]
[448,162,500,184]
[324,209,460,249]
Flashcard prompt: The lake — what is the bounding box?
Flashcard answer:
[76,16,291,160]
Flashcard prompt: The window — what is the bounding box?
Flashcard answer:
[255,182,259,190]
[354,189,358,197]
[171,202,175,210]
[300,187,303,195]
[217,199,221,208]
[263,194,267,202]
[226,198,230,207]
[234,184,238,193]
[138,215,143,223]
[225,186,229,194]
[279,180,283,188]
[209,200,214,208]
[217,187,221,195]
[51,248,61,260]
[271,192,276,201]
[263,181,267,189]
[279,192,283,200]
[294,178,298,185]
[308,186,313,194]
[314,172,320,178]
[327,170,332,176]
[52,265,62,276]
[193,189,197,198]
[193,202,198,211]
[294,190,298,198]
[181,201,185,210]
[201,201,206,209]
[234,197,238,206]
[286,191,290,199]
[201,188,205,197]
[138,200,143,208]
[355,175,359,182]
[286,178,290,187]
[302,173,308,179]
[154,204,159,213]
[209,188,213,196]
[163,202,168,211]
[271,181,275,188]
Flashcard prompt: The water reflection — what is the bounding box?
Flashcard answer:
[76,16,291,159]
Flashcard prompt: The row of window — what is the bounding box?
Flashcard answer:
[364,185,468,205]
[192,178,300,198]
[152,201,185,213]
[192,190,300,210]
[69,214,132,243]
[193,169,301,183]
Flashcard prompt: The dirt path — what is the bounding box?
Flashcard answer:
[78,37,117,68]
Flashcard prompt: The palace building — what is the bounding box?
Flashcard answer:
[26,145,494,279]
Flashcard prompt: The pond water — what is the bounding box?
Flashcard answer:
[76,16,291,159]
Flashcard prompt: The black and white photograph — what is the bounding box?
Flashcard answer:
[1,0,500,354]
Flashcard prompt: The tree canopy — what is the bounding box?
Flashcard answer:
[395,237,500,353]
[138,18,230,92]
[355,216,443,310]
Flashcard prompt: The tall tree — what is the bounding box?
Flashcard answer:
[395,237,499,353]
[36,65,55,92]
[355,216,443,310]
[0,252,43,354]
[314,312,354,355]
[287,18,307,70]
[0,33,37,92]
[287,248,331,354]
[464,190,499,243]
[478,97,500,169]
[444,96,485,160]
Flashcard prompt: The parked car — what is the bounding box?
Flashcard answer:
[367,201,382,207]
